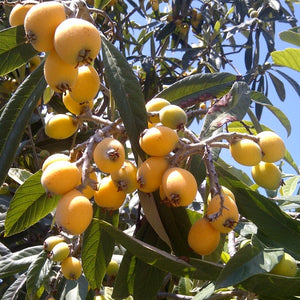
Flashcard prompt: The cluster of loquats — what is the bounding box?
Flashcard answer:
[9,1,101,140]
[188,186,239,256]
[43,235,82,282]
[229,131,286,190]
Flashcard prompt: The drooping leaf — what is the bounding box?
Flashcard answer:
[60,276,89,300]
[101,35,148,161]
[273,68,300,97]
[200,81,251,139]
[82,205,118,289]
[0,273,27,300]
[26,250,52,299]
[271,48,300,72]
[279,27,300,47]
[268,72,286,101]
[155,72,236,106]
[216,242,284,289]
[0,245,43,277]
[4,170,60,237]
[216,163,300,254]
[0,26,37,76]
[96,219,223,280]
[0,62,46,187]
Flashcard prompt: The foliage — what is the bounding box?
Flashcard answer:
[0,0,300,299]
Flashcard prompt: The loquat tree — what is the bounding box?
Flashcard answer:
[0,0,300,299]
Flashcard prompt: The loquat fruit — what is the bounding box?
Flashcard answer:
[229,138,262,166]
[61,256,82,280]
[270,253,298,277]
[136,156,169,193]
[69,65,100,103]
[94,175,126,209]
[9,3,34,27]
[42,153,70,172]
[207,186,235,204]
[41,161,81,195]
[251,162,282,190]
[55,189,93,235]
[206,194,239,233]
[93,137,125,174]
[45,114,79,140]
[44,51,78,93]
[24,1,66,52]
[139,125,179,156]
[161,167,197,207]
[257,131,286,163]
[145,97,170,124]
[188,217,220,256]
[50,241,70,262]
[54,18,101,66]
[159,104,187,130]
[63,91,94,115]
[43,235,65,252]
[110,160,138,193]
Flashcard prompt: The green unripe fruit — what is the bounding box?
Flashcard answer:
[106,260,119,276]
[270,253,298,277]
[43,235,65,252]
[159,104,187,129]
[251,162,282,190]
[50,242,70,262]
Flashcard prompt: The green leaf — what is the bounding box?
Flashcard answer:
[200,81,251,139]
[96,219,223,280]
[273,69,300,97]
[101,35,148,160]
[0,245,43,277]
[0,62,46,187]
[8,168,32,185]
[4,170,60,237]
[132,222,168,300]
[0,26,37,76]
[216,163,300,255]
[271,48,300,72]
[241,272,300,298]
[0,273,27,300]
[216,242,283,289]
[279,27,300,47]
[60,276,89,300]
[82,205,118,289]
[279,175,300,196]
[268,72,286,101]
[155,72,236,106]
[251,91,291,136]
[26,250,52,299]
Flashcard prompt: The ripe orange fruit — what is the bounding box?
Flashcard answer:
[93,137,125,174]
[229,138,262,166]
[9,3,34,27]
[257,131,286,163]
[206,194,239,233]
[136,156,169,193]
[251,162,282,190]
[188,217,220,256]
[44,51,78,94]
[41,161,81,195]
[61,257,82,280]
[110,160,138,193]
[42,153,70,172]
[69,65,100,103]
[45,114,79,140]
[54,18,101,66]
[94,175,126,209]
[63,91,94,115]
[139,126,179,156]
[24,1,66,52]
[55,189,93,235]
[207,186,235,204]
[161,167,197,207]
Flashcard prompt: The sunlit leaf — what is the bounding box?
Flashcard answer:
[82,206,118,289]
[4,171,60,237]
[279,27,300,47]
[0,26,37,76]
[271,48,300,72]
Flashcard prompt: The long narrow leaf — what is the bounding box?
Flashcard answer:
[0,62,46,186]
